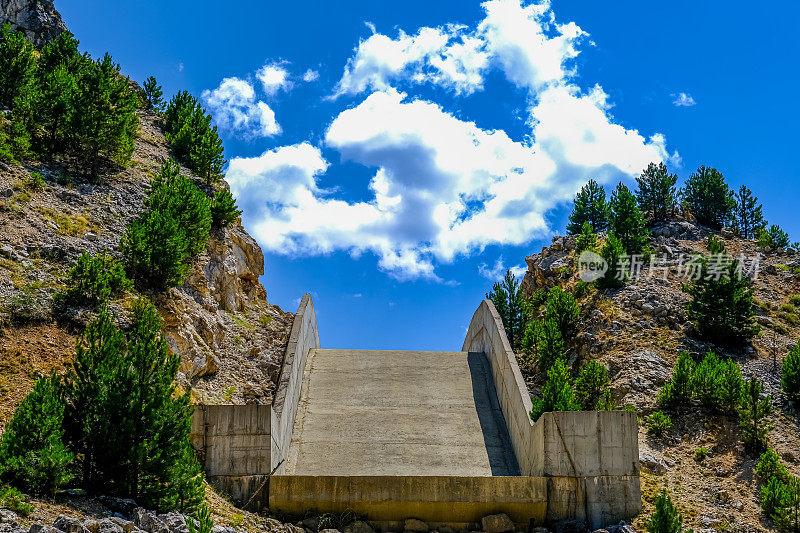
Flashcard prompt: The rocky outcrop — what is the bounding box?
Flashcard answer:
[1,0,66,47]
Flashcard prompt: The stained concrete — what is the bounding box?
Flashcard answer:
[284,349,519,476]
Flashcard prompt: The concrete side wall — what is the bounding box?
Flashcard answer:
[269,475,547,528]
[462,299,536,476]
[271,294,320,474]
[190,404,271,508]
[462,300,641,528]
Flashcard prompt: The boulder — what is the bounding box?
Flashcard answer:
[53,517,89,533]
[29,527,65,533]
[480,514,514,533]
[132,510,169,533]
[97,520,123,533]
[403,519,428,533]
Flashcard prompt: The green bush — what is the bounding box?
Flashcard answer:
[707,234,725,254]
[646,490,685,533]
[635,162,678,222]
[759,224,791,249]
[757,449,789,484]
[773,476,800,532]
[567,179,609,234]
[187,504,214,533]
[573,280,592,300]
[647,411,672,437]
[0,373,73,496]
[211,189,242,229]
[545,286,580,340]
[523,318,564,371]
[682,165,735,230]
[530,359,579,422]
[63,251,132,306]
[573,360,610,410]
[685,257,760,346]
[574,221,597,254]
[29,171,45,190]
[739,376,774,455]
[596,233,627,289]
[0,485,33,517]
[694,447,708,461]
[657,352,695,409]
[782,343,800,403]
[762,477,789,522]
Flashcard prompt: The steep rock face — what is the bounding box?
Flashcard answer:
[1,0,66,47]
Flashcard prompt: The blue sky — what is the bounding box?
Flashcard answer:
[59,0,800,350]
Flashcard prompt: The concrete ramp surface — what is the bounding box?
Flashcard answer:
[284,349,520,476]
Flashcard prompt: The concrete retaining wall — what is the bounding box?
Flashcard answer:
[269,475,547,528]
[190,404,271,508]
[271,294,320,474]
[190,294,320,507]
[462,299,641,528]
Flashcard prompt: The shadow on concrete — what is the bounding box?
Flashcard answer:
[467,352,521,476]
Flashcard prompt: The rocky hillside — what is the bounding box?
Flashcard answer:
[0,106,293,414]
[520,217,800,532]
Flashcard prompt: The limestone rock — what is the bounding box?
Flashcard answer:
[132,510,169,533]
[403,519,428,533]
[29,527,64,533]
[0,0,66,47]
[480,514,514,533]
[53,517,89,533]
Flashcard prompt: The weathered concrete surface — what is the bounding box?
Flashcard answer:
[269,475,547,527]
[190,404,271,508]
[284,349,519,476]
[271,294,320,474]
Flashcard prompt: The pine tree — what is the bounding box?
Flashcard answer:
[573,360,610,410]
[544,286,580,343]
[143,76,165,112]
[782,342,800,404]
[684,258,760,346]
[567,179,609,234]
[758,224,791,250]
[70,53,138,179]
[191,126,226,185]
[486,270,525,350]
[38,65,76,153]
[522,318,565,371]
[211,189,242,229]
[610,182,650,255]
[657,351,696,409]
[0,373,73,496]
[0,24,38,112]
[646,491,685,533]
[121,209,190,290]
[636,162,678,222]
[574,221,597,254]
[529,359,579,421]
[739,376,773,455]
[109,300,203,510]
[62,307,127,491]
[733,185,765,239]
[683,166,735,229]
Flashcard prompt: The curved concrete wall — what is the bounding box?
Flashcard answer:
[271,294,320,474]
[462,299,641,528]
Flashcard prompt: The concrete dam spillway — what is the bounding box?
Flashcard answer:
[190,296,641,530]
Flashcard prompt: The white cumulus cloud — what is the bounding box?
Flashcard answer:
[201,77,281,138]
[302,69,320,82]
[224,0,677,281]
[257,63,293,96]
[672,92,696,107]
